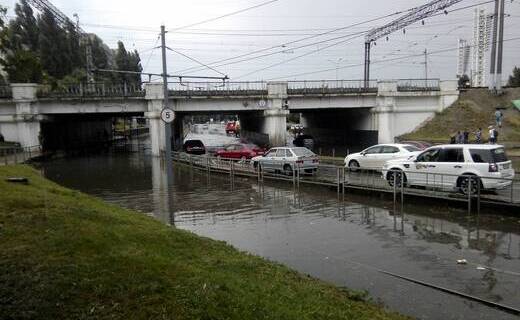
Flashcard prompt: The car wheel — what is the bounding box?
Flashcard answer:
[458,175,481,195]
[283,164,293,176]
[387,169,406,187]
[348,160,360,172]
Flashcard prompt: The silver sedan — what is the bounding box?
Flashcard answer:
[252,147,319,175]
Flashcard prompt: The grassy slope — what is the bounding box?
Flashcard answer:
[400,88,520,143]
[0,165,409,320]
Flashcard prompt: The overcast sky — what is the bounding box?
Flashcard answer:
[3,0,520,82]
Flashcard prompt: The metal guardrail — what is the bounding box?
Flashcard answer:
[0,86,12,99]
[168,81,268,97]
[287,80,378,95]
[0,145,42,165]
[397,79,440,92]
[172,152,519,211]
[1,79,444,99]
[37,83,145,98]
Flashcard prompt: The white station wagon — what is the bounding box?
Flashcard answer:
[382,144,515,194]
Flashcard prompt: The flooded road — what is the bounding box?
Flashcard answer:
[41,147,520,320]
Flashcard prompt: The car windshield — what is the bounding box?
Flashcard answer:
[186,140,203,147]
[403,145,420,152]
[291,147,315,157]
[470,148,508,163]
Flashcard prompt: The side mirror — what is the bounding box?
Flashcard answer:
[361,152,366,156]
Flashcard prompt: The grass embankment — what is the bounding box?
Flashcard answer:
[0,165,408,320]
[400,88,520,144]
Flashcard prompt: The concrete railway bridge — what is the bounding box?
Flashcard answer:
[0,79,459,155]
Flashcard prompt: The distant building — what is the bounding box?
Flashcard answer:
[471,8,493,87]
[456,39,470,77]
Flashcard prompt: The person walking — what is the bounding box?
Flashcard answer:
[495,109,503,128]
[488,126,496,144]
[475,127,482,144]
[463,130,469,144]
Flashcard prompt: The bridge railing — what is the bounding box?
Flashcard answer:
[169,81,268,97]
[287,80,378,95]
[0,86,12,99]
[37,83,145,99]
[397,79,440,92]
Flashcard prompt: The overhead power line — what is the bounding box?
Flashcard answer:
[174,8,416,74]
[265,36,520,80]
[166,47,227,77]
[168,0,280,32]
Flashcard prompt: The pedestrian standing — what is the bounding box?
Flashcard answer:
[463,130,469,144]
[475,127,482,144]
[495,109,503,128]
[488,126,496,144]
[456,131,463,144]
[493,128,499,144]
[450,134,456,144]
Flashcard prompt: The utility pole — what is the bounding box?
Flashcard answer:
[496,0,505,92]
[160,25,174,178]
[424,48,428,81]
[489,0,505,93]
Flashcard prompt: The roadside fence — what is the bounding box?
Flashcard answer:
[0,145,42,165]
[172,152,519,214]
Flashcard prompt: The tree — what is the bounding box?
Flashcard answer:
[37,8,69,79]
[458,74,470,88]
[0,3,42,83]
[3,49,42,83]
[507,66,520,87]
[114,41,142,86]
[9,0,39,52]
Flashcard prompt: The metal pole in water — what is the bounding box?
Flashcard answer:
[467,176,472,215]
[477,179,481,216]
[393,171,397,206]
[342,167,345,197]
[337,167,340,195]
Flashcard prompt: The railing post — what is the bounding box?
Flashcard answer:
[510,179,514,204]
[124,82,128,97]
[467,176,472,215]
[342,166,345,197]
[337,167,340,195]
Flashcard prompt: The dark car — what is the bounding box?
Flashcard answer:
[400,140,432,150]
[215,143,265,160]
[293,134,314,149]
[183,139,206,155]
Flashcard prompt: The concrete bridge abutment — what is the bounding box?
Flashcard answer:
[145,83,168,157]
[261,82,289,147]
[0,84,44,147]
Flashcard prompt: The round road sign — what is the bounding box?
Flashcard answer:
[160,108,175,123]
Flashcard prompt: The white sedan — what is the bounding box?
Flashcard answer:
[344,144,421,171]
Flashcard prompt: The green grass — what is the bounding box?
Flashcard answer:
[400,88,520,144]
[0,165,409,320]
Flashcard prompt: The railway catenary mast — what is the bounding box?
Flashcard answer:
[26,0,94,82]
[363,0,463,88]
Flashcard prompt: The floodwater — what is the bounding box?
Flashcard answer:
[40,141,520,320]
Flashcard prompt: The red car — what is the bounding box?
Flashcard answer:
[225,121,239,135]
[215,144,265,160]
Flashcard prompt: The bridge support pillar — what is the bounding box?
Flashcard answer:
[261,82,289,146]
[145,83,168,157]
[373,81,398,144]
[5,84,42,147]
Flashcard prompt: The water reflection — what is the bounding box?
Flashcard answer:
[151,156,174,225]
[40,152,520,320]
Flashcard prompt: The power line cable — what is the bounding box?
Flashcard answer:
[234,33,365,79]
[265,36,520,80]
[143,35,161,72]
[166,47,227,76]
[173,8,417,74]
[168,0,280,32]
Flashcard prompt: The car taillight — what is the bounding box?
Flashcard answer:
[313,159,319,163]
[489,163,498,172]
[296,160,304,164]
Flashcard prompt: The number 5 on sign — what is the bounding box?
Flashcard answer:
[160,108,175,123]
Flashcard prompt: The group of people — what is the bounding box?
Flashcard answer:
[450,126,500,144]
[449,108,505,145]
